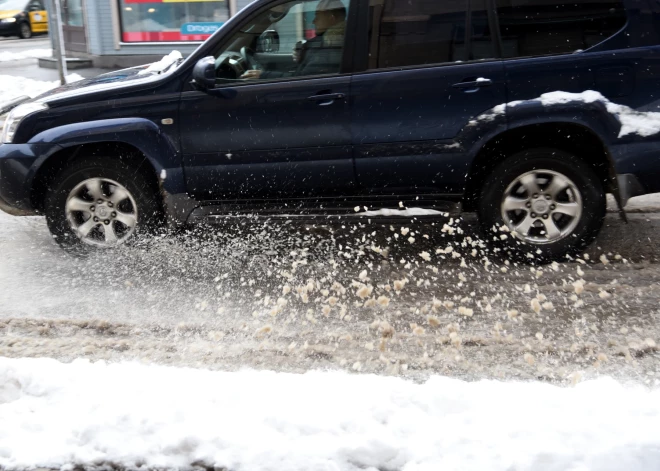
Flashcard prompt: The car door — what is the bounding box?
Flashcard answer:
[179,0,356,201]
[27,0,47,33]
[351,0,507,196]
[496,0,629,104]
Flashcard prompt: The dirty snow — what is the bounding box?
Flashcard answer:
[0,74,84,106]
[1,357,660,471]
[0,49,52,62]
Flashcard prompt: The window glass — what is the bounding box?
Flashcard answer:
[119,0,230,42]
[496,0,627,58]
[367,0,468,69]
[212,0,349,82]
[469,0,495,61]
[28,1,44,12]
[64,0,83,27]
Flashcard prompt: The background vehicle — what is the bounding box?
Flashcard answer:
[0,0,657,261]
[0,0,48,39]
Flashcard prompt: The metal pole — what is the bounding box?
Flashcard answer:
[52,0,68,85]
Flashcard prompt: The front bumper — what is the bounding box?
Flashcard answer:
[0,143,45,216]
[0,21,19,36]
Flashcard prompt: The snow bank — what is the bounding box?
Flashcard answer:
[1,358,659,471]
[0,74,84,107]
[0,49,52,62]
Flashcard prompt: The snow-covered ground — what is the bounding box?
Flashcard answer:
[1,357,659,471]
[0,48,52,62]
[0,73,84,106]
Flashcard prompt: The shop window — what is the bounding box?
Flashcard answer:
[119,0,230,42]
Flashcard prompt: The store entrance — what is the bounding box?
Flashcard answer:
[62,0,87,53]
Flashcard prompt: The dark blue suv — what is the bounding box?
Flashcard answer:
[0,0,657,260]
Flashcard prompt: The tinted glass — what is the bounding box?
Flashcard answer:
[213,0,349,81]
[367,0,468,69]
[469,0,495,60]
[496,0,627,58]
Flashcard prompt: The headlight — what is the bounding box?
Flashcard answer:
[0,102,48,144]
[1,18,17,23]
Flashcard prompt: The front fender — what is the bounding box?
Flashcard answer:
[8,118,192,222]
[28,117,180,171]
[27,117,186,195]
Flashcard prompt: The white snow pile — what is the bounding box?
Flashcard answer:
[475,90,660,138]
[2,358,660,471]
[0,48,52,62]
[138,50,183,75]
[529,90,660,138]
[0,74,84,107]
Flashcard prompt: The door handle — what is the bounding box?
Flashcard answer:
[452,78,493,89]
[307,93,345,104]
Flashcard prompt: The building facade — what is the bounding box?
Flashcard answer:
[49,0,252,68]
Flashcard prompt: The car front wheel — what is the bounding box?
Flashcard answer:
[19,22,31,39]
[44,157,162,253]
[478,148,606,262]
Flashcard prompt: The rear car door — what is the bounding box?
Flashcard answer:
[497,0,628,106]
[351,0,507,196]
[179,0,357,201]
[27,0,47,33]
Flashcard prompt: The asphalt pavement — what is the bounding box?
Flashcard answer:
[1,198,659,384]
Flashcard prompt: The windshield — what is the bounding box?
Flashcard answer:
[0,0,27,10]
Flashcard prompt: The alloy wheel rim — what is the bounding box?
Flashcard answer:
[65,178,138,247]
[500,169,583,245]
[21,24,30,37]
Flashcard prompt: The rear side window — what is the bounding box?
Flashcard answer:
[367,0,467,69]
[496,0,627,59]
[367,0,496,69]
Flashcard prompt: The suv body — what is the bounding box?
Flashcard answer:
[0,0,657,259]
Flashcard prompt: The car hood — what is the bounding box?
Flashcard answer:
[33,51,184,106]
[0,10,20,19]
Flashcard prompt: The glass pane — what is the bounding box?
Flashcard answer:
[469,0,494,61]
[368,0,468,69]
[213,0,349,81]
[496,0,627,58]
[119,0,230,42]
[65,0,83,26]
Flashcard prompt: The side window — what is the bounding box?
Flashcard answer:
[29,1,43,11]
[469,0,495,61]
[213,0,349,82]
[496,0,627,59]
[367,0,468,69]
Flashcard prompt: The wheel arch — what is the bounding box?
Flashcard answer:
[30,141,162,213]
[462,122,617,211]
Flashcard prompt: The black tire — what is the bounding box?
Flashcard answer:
[477,148,606,263]
[44,157,163,253]
[19,22,31,39]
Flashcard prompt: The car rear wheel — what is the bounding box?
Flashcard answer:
[477,148,606,262]
[44,157,163,253]
[19,22,31,39]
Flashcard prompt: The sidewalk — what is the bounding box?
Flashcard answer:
[0,37,117,82]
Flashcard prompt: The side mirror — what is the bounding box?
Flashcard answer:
[192,56,216,90]
[257,30,280,53]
